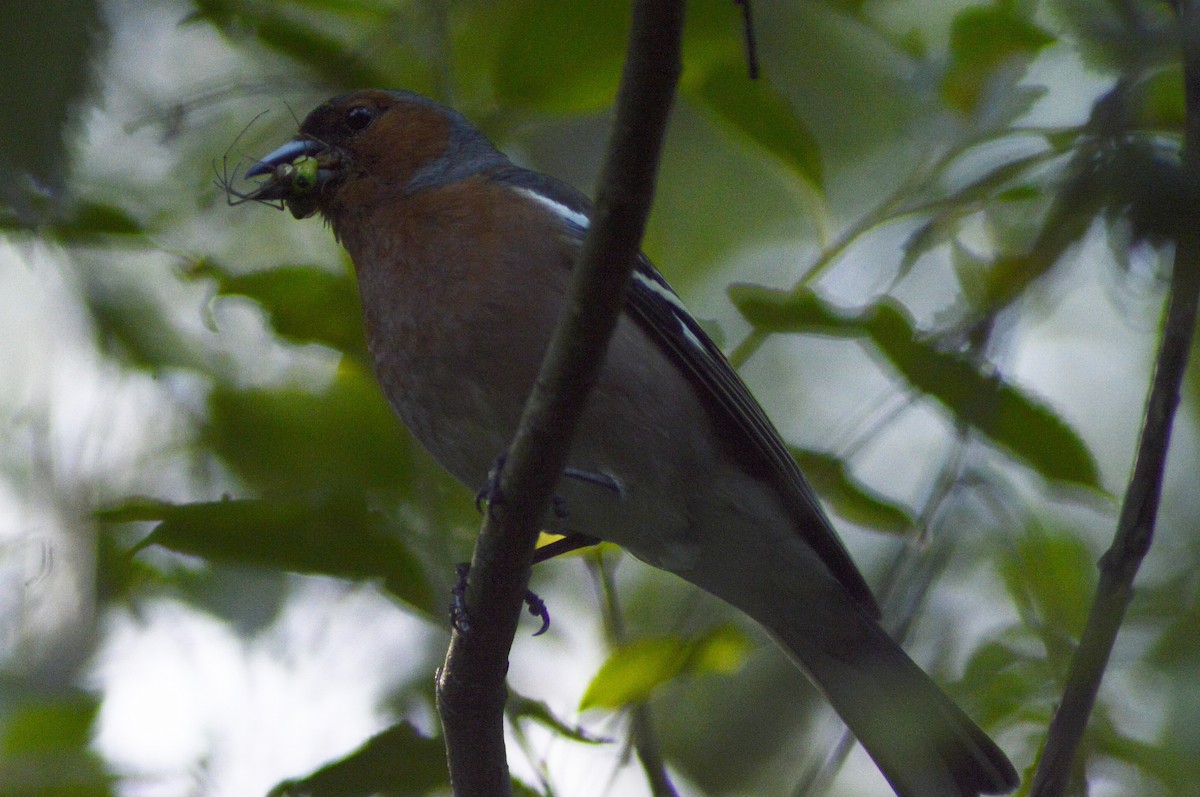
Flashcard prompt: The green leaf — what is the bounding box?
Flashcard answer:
[82,278,202,371]
[731,287,1101,488]
[999,530,1096,639]
[694,62,824,190]
[865,303,1099,488]
[1142,573,1200,667]
[790,448,914,534]
[941,5,1055,114]
[99,495,439,617]
[579,625,751,711]
[689,624,753,673]
[1,694,97,755]
[52,201,144,241]
[507,691,609,744]
[900,213,961,279]
[0,199,145,241]
[494,0,628,113]
[1135,66,1185,130]
[194,260,367,361]
[188,0,389,87]
[267,722,447,797]
[956,638,1050,728]
[0,692,113,797]
[511,780,549,797]
[205,365,412,498]
[727,284,854,335]
[901,150,1059,283]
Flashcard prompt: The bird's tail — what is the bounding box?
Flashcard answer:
[767,600,1019,797]
[682,530,1018,797]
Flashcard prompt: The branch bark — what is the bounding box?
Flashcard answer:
[434,3,686,795]
[1029,7,1200,794]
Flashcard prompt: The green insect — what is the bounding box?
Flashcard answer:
[289,155,320,194]
[274,155,320,196]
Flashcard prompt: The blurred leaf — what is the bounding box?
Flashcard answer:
[731,287,1101,488]
[51,202,144,241]
[900,147,1060,283]
[900,212,963,280]
[508,691,609,744]
[99,495,439,617]
[689,624,753,673]
[949,239,993,308]
[0,691,113,797]
[1135,66,1185,130]
[195,260,367,361]
[693,62,823,190]
[188,0,390,87]
[790,447,914,534]
[941,5,1055,114]
[580,625,751,711]
[643,102,815,289]
[1,694,96,754]
[1092,719,1185,791]
[0,199,144,242]
[1053,0,1176,74]
[1000,530,1097,641]
[511,781,548,797]
[956,639,1052,729]
[205,364,411,498]
[494,0,628,113]
[1143,573,1200,667]
[0,0,102,196]
[867,303,1099,488]
[267,721,446,797]
[81,277,201,371]
[728,283,853,334]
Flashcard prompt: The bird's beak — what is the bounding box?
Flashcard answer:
[245,139,323,179]
[238,138,339,219]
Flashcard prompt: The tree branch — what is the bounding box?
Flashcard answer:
[434,3,686,795]
[1029,7,1200,794]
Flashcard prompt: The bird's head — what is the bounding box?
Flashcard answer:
[231,90,506,220]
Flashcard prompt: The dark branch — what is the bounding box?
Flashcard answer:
[1029,5,1200,794]
[734,0,760,79]
[434,3,686,795]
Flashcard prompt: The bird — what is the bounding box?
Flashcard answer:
[232,89,1019,797]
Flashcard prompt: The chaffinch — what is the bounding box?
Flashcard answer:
[234,89,1018,797]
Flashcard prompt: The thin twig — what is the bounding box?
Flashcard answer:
[434,3,686,795]
[588,554,680,797]
[1028,5,1200,793]
[734,0,760,79]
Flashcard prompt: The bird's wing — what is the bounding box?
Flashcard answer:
[492,167,878,615]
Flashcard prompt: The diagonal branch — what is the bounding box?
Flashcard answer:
[1029,6,1200,794]
[434,3,686,795]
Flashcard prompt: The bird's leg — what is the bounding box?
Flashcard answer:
[475,451,625,513]
[474,451,510,514]
[449,562,551,636]
[562,467,626,498]
[459,452,621,633]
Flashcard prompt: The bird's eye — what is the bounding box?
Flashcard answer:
[345,105,374,132]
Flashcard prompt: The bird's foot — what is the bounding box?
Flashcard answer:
[449,562,551,636]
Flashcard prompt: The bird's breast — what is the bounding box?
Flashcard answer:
[342,193,572,486]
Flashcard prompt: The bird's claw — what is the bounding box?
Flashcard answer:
[525,590,551,636]
[449,562,551,637]
[474,451,624,517]
[474,452,508,514]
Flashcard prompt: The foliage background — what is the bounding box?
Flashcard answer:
[1,0,1198,795]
